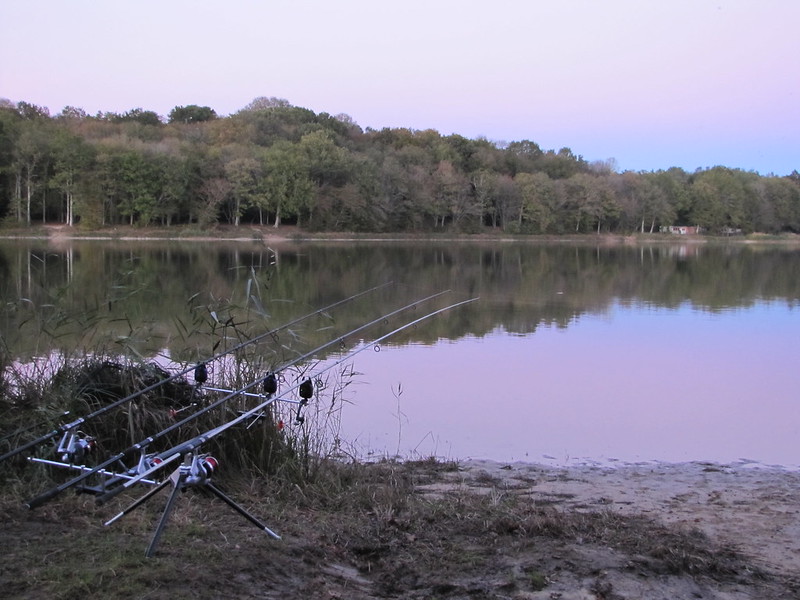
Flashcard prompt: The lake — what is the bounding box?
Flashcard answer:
[2,238,798,468]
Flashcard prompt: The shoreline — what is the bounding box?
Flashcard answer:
[1,224,800,246]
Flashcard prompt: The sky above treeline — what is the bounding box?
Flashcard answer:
[1,0,797,176]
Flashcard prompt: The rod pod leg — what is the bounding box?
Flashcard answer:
[146,465,188,557]
[104,477,172,527]
[205,482,281,540]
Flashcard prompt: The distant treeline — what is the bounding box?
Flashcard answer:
[1,97,798,234]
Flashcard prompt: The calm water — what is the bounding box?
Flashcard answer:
[1,239,798,468]
[341,300,799,467]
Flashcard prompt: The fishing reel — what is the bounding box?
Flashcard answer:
[184,454,219,486]
[56,429,97,464]
[138,451,166,472]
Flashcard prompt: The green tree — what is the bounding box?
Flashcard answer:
[197,177,231,228]
[651,168,691,226]
[168,105,217,124]
[153,153,190,226]
[49,129,95,225]
[0,104,21,218]
[375,154,425,230]
[471,169,498,227]
[99,150,161,226]
[11,119,52,224]
[748,176,800,233]
[260,141,313,227]
[16,101,50,120]
[540,147,585,179]
[616,172,675,234]
[504,140,544,176]
[515,172,556,233]
[689,168,756,233]
[493,174,518,231]
[111,108,163,126]
[298,130,351,187]
[586,176,621,233]
[224,155,261,226]
[56,106,88,121]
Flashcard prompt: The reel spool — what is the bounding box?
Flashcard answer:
[58,431,97,464]
[186,454,218,486]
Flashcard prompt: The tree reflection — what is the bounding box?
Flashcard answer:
[1,240,798,360]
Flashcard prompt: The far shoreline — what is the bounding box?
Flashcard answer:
[2,223,799,246]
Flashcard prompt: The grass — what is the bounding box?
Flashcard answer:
[2,454,798,599]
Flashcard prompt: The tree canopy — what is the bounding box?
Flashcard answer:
[0,98,797,234]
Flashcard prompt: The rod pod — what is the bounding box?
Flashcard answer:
[97,295,479,503]
[105,452,280,557]
[1,282,392,464]
[25,290,453,509]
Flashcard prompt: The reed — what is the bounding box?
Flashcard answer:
[0,277,377,494]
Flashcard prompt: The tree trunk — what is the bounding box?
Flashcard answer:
[14,172,22,222]
[66,190,73,226]
[25,171,33,225]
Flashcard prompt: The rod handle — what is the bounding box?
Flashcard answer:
[25,486,62,510]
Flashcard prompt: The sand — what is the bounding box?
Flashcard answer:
[432,458,800,597]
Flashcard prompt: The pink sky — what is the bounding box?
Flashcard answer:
[1,0,797,174]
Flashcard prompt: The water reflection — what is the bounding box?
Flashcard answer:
[340,300,800,468]
[1,239,799,467]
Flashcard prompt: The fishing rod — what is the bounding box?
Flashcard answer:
[1,282,392,464]
[0,411,70,445]
[190,296,480,450]
[88,289,451,503]
[100,295,478,504]
[26,289,449,508]
[101,296,479,555]
[25,290,453,509]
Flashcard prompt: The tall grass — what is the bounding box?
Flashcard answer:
[0,269,355,494]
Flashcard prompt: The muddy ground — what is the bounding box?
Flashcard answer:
[2,459,799,599]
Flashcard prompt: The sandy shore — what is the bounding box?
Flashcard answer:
[447,459,800,578]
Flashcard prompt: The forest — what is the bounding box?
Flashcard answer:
[1,96,798,235]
